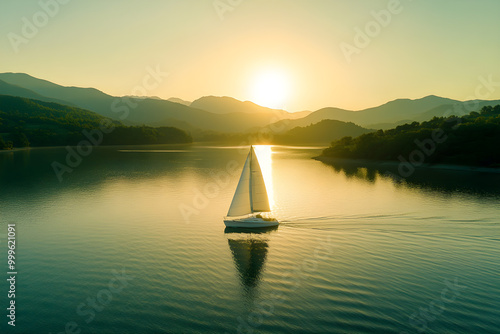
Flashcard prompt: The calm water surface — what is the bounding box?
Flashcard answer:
[0,145,499,333]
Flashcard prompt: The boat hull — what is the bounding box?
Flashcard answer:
[223,217,279,228]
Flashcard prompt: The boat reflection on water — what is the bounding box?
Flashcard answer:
[225,227,277,301]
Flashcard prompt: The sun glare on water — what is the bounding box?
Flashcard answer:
[250,70,290,109]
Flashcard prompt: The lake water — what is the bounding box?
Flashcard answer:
[1,145,499,333]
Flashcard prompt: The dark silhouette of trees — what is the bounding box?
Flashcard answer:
[0,95,192,149]
[322,105,500,167]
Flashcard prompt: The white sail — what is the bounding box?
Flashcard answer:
[227,151,252,216]
[250,147,271,212]
[227,147,271,217]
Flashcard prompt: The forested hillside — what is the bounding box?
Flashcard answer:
[0,95,192,149]
[321,105,500,167]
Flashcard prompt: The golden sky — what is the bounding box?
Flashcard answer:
[1,0,500,111]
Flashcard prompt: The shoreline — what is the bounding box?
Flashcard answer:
[0,143,325,153]
[0,142,194,153]
[313,155,500,174]
[0,147,31,153]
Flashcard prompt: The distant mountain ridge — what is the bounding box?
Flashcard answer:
[289,95,460,128]
[0,79,74,106]
[0,73,299,133]
[191,95,282,114]
[268,95,500,131]
[0,72,119,119]
[167,97,191,105]
[2,72,500,135]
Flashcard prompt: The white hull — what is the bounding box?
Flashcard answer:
[224,217,279,228]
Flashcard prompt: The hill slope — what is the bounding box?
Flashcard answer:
[0,95,192,148]
[198,119,373,145]
[0,73,304,132]
[320,105,500,168]
[5,72,500,138]
[270,95,500,131]
[0,79,74,106]
[271,96,460,130]
[167,97,191,105]
[0,72,124,119]
[274,119,373,145]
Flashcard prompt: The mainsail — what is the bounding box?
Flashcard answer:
[249,147,270,212]
[227,147,271,217]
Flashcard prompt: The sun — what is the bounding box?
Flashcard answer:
[250,69,290,109]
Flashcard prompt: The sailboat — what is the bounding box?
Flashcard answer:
[224,146,279,228]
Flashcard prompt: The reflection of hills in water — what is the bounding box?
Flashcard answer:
[225,228,276,293]
[322,159,500,197]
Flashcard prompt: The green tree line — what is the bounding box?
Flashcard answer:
[321,105,500,167]
[0,95,192,149]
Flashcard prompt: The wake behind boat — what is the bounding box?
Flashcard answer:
[224,146,279,228]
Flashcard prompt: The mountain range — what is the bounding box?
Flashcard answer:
[0,94,192,148]
[0,73,296,134]
[1,72,500,140]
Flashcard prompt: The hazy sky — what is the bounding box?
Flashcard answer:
[1,0,500,111]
